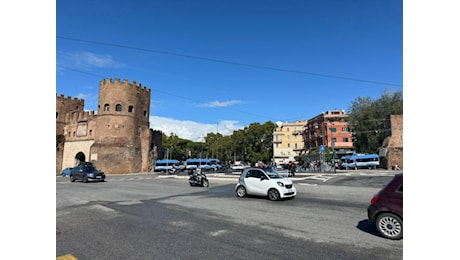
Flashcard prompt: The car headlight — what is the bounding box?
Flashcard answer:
[277,182,284,187]
[88,173,94,177]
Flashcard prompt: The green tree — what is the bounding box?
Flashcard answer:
[162,133,192,162]
[226,121,276,165]
[348,89,403,153]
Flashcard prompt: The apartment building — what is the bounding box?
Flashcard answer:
[272,110,354,165]
[302,110,354,154]
[272,120,307,165]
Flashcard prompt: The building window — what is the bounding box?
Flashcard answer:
[287,135,290,140]
[128,106,134,112]
[56,112,58,118]
[275,144,279,148]
[342,128,349,132]
[343,138,349,142]
[295,143,298,149]
[104,104,110,111]
[144,110,147,117]
[331,128,337,132]
[332,138,337,142]
[116,104,122,112]
[288,143,291,148]
[287,127,290,132]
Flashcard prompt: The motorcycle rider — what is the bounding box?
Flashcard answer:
[194,165,202,182]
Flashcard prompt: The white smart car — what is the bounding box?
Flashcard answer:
[235,167,296,201]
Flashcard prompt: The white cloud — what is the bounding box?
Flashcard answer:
[201,100,241,107]
[57,51,122,68]
[150,116,244,141]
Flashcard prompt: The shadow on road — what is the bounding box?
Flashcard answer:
[356,219,381,238]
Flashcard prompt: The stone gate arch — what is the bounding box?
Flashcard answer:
[74,152,86,165]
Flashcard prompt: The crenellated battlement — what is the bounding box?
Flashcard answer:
[56,93,85,106]
[100,78,151,93]
[64,110,96,124]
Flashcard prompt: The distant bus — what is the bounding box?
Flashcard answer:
[209,158,223,171]
[154,159,180,172]
[185,158,214,171]
[340,153,380,169]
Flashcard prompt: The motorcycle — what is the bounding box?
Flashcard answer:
[188,169,209,187]
[168,167,180,174]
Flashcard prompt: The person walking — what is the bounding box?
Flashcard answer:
[289,162,296,177]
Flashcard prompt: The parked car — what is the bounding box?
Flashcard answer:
[235,167,296,201]
[231,161,250,171]
[367,173,403,240]
[61,167,73,177]
[69,162,105,183]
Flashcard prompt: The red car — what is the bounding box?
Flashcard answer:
[367,173,403,240]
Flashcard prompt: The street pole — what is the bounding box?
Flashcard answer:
[166,148,169,175]
[216,123,219,159]
[332,141,336,173]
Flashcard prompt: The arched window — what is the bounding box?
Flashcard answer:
[116,104,122,112]
[104,104,110,111]
[128,105,134,113]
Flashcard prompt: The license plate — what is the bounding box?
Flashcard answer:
[96,176,101,178]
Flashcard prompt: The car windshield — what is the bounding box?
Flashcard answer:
[84,166,98,172]
[263,167,283,179]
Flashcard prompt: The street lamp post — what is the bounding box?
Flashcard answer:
[332,141,336,173]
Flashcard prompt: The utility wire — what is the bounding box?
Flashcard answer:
[56,65,273,121]
[57,36,402,87]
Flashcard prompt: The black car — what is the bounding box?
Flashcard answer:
[367,173,403,240]
[69,162,105,183]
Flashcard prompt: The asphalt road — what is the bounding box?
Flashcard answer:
[56,170,403,260]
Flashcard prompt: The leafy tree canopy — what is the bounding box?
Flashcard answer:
[348,89,403,153]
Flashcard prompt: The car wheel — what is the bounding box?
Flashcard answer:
[202,179,209,188]
[268,188,281,201]
[236,186,247,197]
[376,213,403,240]
[70,175,75,182]
[83,176,89,183]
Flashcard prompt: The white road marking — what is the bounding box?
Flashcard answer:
[298,183,318,186]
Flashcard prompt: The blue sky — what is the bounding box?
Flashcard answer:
[56,0,402,141]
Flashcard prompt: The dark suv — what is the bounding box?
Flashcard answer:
[69,162,106,183]
[367,173,403,240]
